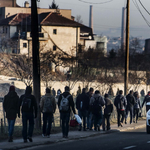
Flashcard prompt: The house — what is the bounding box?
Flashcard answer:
[0,1,94,57]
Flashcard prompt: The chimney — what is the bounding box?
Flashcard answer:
[24,1,29,8]
[13,0,16,7]
[121,7,126,51]
[89,5,93,30]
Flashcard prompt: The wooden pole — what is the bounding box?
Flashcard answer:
[31,0,41,128]
[125,0,130,95]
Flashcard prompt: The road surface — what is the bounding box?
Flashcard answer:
[22,127,150,150]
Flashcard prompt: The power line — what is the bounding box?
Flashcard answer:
[78,0,113,4]
[132,0,150,27]
[138,0,150,15]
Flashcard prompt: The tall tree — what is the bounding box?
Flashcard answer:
[49,0,59,9]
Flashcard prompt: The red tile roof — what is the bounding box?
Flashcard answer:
[0,12,93,38]
[40,12,82,27]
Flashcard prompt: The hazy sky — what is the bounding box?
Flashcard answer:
[16,0,150,39]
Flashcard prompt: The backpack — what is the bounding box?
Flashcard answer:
[59,95,71,111]
[104,99,113,115]
[21,96,32,111]
[43,96,53,113]
[91,97,101,116]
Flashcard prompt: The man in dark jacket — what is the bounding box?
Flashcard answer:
[114,90,127,127]
[102,94,113,131]
[86,87,94,130]
[3,85,20,142]
[19,86,37,143]
[142,91,150,111]
[76,88,90,131]
[125,90,135,124]
[58,86,76,138]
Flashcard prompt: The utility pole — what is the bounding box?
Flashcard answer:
[121,7,126,52]
[31,0,41,128]
[125,0,130,95]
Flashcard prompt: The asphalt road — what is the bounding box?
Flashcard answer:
[22,127,150,150]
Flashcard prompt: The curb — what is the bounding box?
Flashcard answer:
[0,130,120,150]
[1,124,146,150]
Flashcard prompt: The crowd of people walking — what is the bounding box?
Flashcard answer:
[3,85,148,143]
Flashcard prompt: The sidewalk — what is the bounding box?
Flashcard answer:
[0,120,146,150]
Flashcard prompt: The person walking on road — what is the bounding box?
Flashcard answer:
[102,94,113,131]
[90,90,105,131]
[3,85,20,142]
[58,86,76,138]
[40,88,56,138]
[133,92,141,123]
[19,86,37,143]
[114,90,127,127]
[76,88,90,131]
[86,87,94,130]
[142,91,150,111]
[125,90,135,124]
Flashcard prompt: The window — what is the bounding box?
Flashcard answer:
[23,43,27,48]
[53,45,56,51]
[53,29,57,34]
[39,33,44,38]
[96,42,104,49]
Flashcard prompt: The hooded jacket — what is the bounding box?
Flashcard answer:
[114,94,127,110]
[58,91,76,114]
[134,97,141,109]
[3,91,19,119]
[76,92,90,111]
[40,93,56,113]
[126,93,135,108]
[90,93,105,107]
[19,86,37,118]
[104,98,113,115]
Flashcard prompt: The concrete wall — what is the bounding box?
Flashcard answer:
[19,39,28,55]
[84,40,96,50]
[40,81,149,97]
[0,75,148,97]
[41,26,80,56]
[94,35,107,53]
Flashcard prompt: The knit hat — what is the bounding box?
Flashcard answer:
[9,86,15,92]
[25,86,32,95]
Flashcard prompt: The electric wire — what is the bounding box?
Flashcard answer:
[78,0,113,4]
[138,0,150,15]
[132,0,150,27]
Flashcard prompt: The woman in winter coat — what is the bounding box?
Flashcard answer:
[133,92,141,123]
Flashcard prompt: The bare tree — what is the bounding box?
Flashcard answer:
[76,15,83,24]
